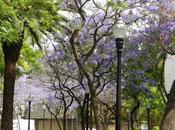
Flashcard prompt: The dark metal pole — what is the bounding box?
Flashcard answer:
[43,108,45,130]
[28,100,31,130]
[130,112,134,130]
[147,107,151,130]
[127,113,130,130]
[115,38,124,130]
[86,93,89,130]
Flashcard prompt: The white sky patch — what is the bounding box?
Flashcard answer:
[84,0,107,15]
[58,0,107,17]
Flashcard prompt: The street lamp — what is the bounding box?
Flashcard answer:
[28,96,32,130]
[113,21,127,130]
[85,87,90,130]
[147,104,151,130]
[127,109,131,130]
[42,104,46,130]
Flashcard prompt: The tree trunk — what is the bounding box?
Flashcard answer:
[63,109,67,130]
[90,102,93,130]
[161,80,175,130]
[80,106,85,130]
[92,98,100,130]
[130,100,140,130]
[102,109,108,130]
[1,43,22,130]
[55,116,62,130]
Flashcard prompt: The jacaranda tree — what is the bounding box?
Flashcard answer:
[44,0,165,129]
[123,0,175,129]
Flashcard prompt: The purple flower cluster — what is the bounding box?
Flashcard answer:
[147,5,159,12]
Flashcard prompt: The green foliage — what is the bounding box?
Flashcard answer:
[17,43,43,75]
[0,0,61,88]
[11,0,60,30]
[122,44,166,126]
[0,0,62,79]
[0,0,21,43]
[108,0,127,11]
[0,0,61,45]
[152,126,160,130]
[109,127,115,130]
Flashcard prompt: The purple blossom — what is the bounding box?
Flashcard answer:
[67,63,77,71]
[163,21,175,32]
[90,53,101,65]
[14,75,53,106]
[93,12,105,23]
[121,11,141,24]
[147,5,159,12]
[100,24,111,32]
[69,102,78,111]
[159,19,175,44]
[102,40,116,52]
[140,85,149,93]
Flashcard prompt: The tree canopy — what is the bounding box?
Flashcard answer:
[1,0,175,130]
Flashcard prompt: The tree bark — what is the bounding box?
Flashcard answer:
[80,106,85,130]
[1,43,22,130]
[161,80,175,130]
[130,100,140,130]
[63,109,67,130]
[92,98,100,130]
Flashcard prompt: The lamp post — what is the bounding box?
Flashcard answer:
[28,96,32,130]
[147,104,151,130]
[85,87,90,130]
[42,104,46,130]
[127,112,131,130]
[113,21,127,130]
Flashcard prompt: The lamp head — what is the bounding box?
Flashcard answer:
[113,21,127,39]
[28,96,32,102]
[147,104,151,109]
